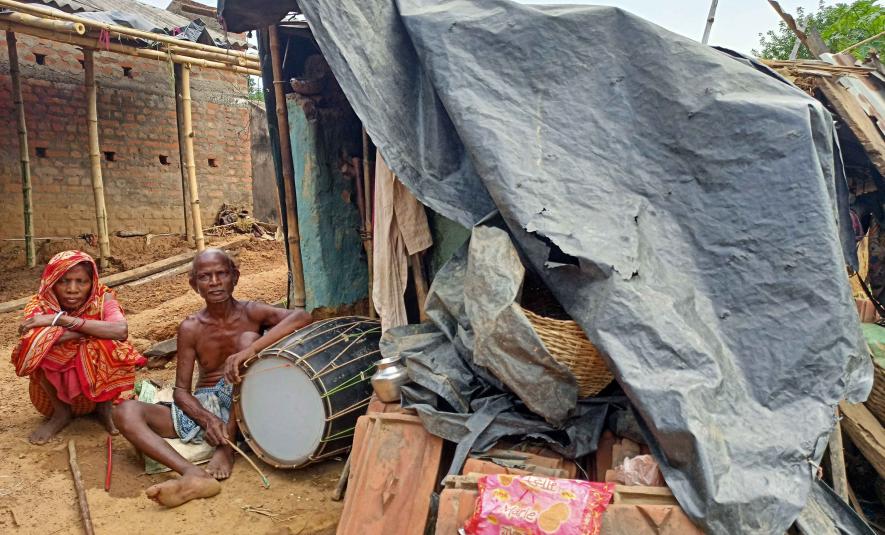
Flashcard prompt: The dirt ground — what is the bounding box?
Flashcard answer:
[0,237,344,534]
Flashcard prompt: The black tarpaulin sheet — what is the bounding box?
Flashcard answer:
[383,226,613,473]
[295,0,873,532]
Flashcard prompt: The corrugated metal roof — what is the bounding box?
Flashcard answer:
[24,0,248,48]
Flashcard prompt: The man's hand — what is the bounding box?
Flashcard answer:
[201,414,229,447]
[18,314,58,336]
[224,347,257,385]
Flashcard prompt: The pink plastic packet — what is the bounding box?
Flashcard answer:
[464,475,614,535]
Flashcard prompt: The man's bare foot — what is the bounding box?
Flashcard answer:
[28,405,73,445]
[95,401,119,435]
[145,473,221,507]
[205,447,234,480]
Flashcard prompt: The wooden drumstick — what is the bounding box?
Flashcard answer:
[225,438,270,489]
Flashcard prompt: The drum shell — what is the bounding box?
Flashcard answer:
[234,317,381,468]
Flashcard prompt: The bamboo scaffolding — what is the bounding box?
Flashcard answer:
[0,21,260,75]
[0,11,85,34]
[7,31,35,267]
[0,0,257,62]
[180,64,205,251]
[269,24,306,308]
[84,49,111,269]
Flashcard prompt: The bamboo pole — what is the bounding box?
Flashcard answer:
[180,64,205,251]
[268,24,306,308]
[351,156,375,317]
[84,49,111,269]
[0,0,256,61]
[701,0,719,45]
[0,21,260,75]
[0,11,85,34]
[173,64,193,243]
[840,29,885,55]
[67,441,95,535]
[6,31,35,267]
[362,129,376,318]
[0,21,259,74]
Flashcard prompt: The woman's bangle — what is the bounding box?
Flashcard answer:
[50,311,64,327]
[69,318,86,331]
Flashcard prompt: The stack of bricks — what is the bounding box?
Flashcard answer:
[0,32,254,239]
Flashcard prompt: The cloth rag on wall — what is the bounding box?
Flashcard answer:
[373,153,432,331]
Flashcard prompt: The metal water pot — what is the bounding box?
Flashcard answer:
[371,356,410,403]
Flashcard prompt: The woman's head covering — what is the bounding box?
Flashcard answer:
[35,250,108,317]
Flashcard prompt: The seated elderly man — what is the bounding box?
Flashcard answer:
[114,248,311,507]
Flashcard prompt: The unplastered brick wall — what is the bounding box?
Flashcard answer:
[0,33,253,239]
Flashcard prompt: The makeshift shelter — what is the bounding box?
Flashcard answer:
[218,1,875,533]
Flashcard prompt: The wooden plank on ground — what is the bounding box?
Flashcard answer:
[0,235,250,314]
[840,401,885,479]
[613,485,679,506]
[817,78,885,177]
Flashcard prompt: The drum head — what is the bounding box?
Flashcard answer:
[237,354,325,467]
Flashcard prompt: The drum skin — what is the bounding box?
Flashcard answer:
[234,317,381,468]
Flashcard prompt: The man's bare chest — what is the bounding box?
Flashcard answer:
[194,318,262,367]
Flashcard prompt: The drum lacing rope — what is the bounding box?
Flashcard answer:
[324,398,372,423]
[320,364,376,398]
[247,318,368,370]
[320,426,357,442]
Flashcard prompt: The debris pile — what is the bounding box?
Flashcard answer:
[210,203,277,239]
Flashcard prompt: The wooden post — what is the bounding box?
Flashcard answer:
[173,64,193,243]
[179,64,205,251]
[828,408,849,501]
[7,31,35,267]
[83,49,111,269]
[67,441,95,535]
[411,253,428,322]
[701,0,719,44]
[268,24,306,308]
[363,129,376,318]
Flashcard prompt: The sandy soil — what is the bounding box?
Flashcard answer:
[0,238,344,534]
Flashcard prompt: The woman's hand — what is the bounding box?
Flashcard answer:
[224,347,257,385]
[18,314,59,336]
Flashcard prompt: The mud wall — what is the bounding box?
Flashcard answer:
[287,93,367,311]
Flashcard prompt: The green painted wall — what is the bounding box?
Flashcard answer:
[287,95,367,311]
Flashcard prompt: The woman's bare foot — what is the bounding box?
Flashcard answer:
[29,405,73,445]
[95,401,119,435]
[205,447,234,480]
[145,473,221,507]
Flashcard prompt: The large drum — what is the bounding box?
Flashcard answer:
[234,317,381,468]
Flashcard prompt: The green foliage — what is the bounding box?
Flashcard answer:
[753,0,885,60]
[247,75,264,101]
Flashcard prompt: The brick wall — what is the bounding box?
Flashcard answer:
[0,33,253,238]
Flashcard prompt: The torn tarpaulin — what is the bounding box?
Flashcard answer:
[297,0,872,532]
[382,225,613,473]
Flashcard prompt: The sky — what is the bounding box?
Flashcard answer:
[143,0,827,56]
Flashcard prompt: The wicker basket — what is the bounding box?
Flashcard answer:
[866,360,885,425]
[522,307,614,397]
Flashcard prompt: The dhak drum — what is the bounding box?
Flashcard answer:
[234,317,381,468]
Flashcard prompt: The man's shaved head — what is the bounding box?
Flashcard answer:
[190,248,237,278]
